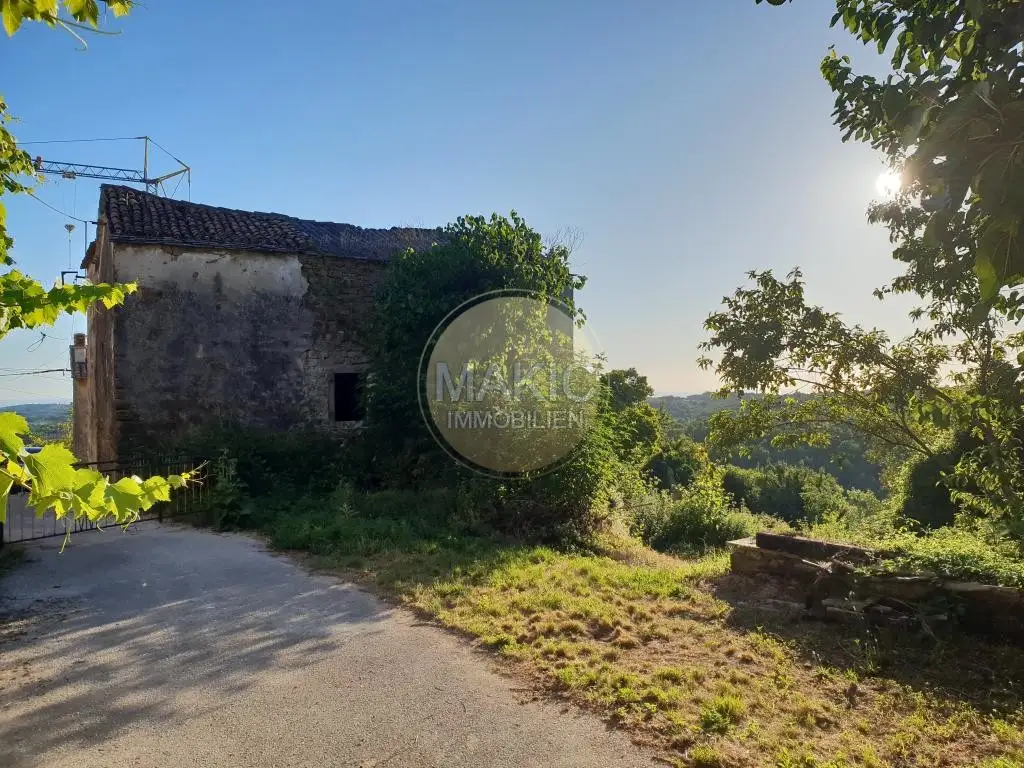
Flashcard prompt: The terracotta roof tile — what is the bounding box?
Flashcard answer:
[99,184,439,261]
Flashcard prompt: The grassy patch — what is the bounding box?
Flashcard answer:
[247,493,1024,767]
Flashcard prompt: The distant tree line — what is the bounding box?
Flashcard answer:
[650,393,886,495]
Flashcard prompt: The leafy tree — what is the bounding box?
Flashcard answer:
[699,1,1024,531]
[652,394,886,492]
[359,212,585,484]
[606,401,662,469]
[0,1,190,531]
[603,367,653,411]
[759,0,1024,300]
[601,368,663,470]
[359,213,645,539]
[723,463,854,525]
[645,436,708,491]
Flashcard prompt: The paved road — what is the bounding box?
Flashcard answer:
[0,524,654,768]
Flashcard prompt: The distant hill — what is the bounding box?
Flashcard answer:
[0,403,72,446]
[649,392,748,424]
[0,403,71,424]
[649,392,821,426]
[649,392,885,494]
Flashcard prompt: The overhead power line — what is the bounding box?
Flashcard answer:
[0,369,71,377]
[26,190,95,224]
[16,136,145,145]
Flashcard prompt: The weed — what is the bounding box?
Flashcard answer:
[689,744,726,767]
[993,718,1024,745]
[700,695,746,734]
[653,666,687,684]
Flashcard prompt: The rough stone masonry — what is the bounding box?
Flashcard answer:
[73,185,439,462]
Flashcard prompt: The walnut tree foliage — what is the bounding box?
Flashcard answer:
[0,1,191,531]
[697,1,1024,528]
[760,0,1024,300]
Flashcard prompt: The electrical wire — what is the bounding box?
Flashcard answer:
[0,369,70,377]
[16,136,144,145]
[145,136,189,167]
[26,190,95,224]
[25,331,67,352]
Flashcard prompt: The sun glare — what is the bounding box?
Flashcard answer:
[875,170,902,198]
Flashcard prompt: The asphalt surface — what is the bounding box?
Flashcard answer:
[0,524,655,768]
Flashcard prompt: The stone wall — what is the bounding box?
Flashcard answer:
[81,241,384,458]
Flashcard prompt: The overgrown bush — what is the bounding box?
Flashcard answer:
[873,525,1024,588]
[180,425,349,497]
[193,448,249,531]
[357,212,646,542]
[630,466,773,554]
[645,436,708,490]
[802,490,896,547]
[890,432,975,530]
[722,463,851,525]
[722,466,761,511]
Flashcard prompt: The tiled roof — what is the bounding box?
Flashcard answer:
[98,184,439,261]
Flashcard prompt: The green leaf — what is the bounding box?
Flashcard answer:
[140,475,171,503]
[65,0,99,26]
[22,444,78,493]
[923,211,950,249]
[0,411,29,456]
[2,2,22,35]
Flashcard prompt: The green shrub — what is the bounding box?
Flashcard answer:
[354,211,645,543]
[798,469,851,523]
[483,421,647,543]
[723,463,854,525]
[632,466,771,554]
[802,497,899,548]
[193,448,249,531]
[181,425,349,496]
[645,436,708,490]
[723,465,761,511]
[699,694,746,733]
[890,435,967,530]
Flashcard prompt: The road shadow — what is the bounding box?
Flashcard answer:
[0,523,390,765]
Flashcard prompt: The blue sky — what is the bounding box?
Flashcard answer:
[0,0,907,403]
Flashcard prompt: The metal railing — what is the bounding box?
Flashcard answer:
[1,455,208,546]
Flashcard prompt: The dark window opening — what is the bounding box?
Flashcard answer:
[334,372,365,422]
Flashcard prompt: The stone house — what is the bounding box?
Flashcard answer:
[72,184,438,462]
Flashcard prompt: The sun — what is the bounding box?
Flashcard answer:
[875,170,902,198]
